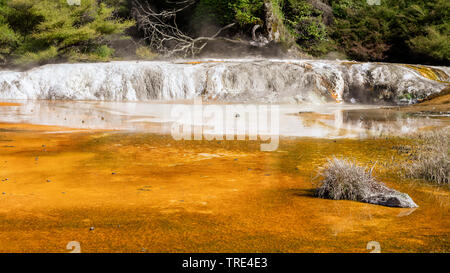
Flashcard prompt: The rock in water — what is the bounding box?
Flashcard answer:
[362,187,418,208]
[316,158,418,208]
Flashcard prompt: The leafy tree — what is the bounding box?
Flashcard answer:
[0,0,19,63]
[0,0,133,65]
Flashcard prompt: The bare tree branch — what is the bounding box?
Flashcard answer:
[132,0,262,57]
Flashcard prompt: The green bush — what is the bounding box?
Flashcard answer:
[192,0,265,29]
[231,0,265,26]
[409,26,450,61]
[0,18,19,63]
[0,0,133,65]
[281,0,330,55]
[13,46,58,65]
[101,0,131,18]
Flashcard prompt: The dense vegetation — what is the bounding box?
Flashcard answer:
[0,0,448,66]
[0,0,133,65]
[330,0,449,64]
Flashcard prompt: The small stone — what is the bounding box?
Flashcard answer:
[46,180,51,182]
[89,227,95,231]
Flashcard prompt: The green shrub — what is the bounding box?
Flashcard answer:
[13,46,58,65]
[231,0,265,26]
[192,0,265,29]
[101,0,131,18]
[0,22,19,63]
[409,26,450,61]
[0,0,133,65]
[281,0,330,55]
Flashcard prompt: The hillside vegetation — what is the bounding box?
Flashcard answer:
[0,0,133,65]
[0,0,448,66]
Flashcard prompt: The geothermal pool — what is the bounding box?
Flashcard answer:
[0,116,448,252]
[0,59,448,253]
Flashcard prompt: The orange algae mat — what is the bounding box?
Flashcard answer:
[0,102,21,107]
[0,122,448,253]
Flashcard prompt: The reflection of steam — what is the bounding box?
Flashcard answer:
[325,202,376,236]
[334,109,343,130]
[337,109,449,138]
[397,208,418,217]
[0,101,447,139]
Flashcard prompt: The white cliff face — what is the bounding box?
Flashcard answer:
[0,59,448,104]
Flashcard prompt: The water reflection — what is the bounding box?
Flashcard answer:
[0,100,448,138]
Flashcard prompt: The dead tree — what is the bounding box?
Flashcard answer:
[132,0,265,57]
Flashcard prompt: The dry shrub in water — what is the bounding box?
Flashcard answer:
[403,129,449,185]
[315,157,418,207]
[315,157,383,201]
